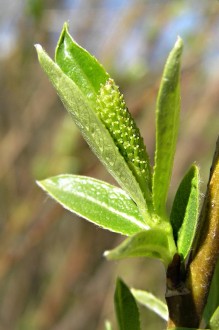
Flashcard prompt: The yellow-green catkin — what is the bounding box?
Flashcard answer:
[96,78,152,203]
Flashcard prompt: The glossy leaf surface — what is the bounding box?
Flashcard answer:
[114,278,141,330]
[131,288,168,321]
[104,228,175,266]
[37,175,149,236]
[55,23,109,107]
[170,165,199,259]
[153,37,183,217]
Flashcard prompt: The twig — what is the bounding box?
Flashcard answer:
[166,136,219,328]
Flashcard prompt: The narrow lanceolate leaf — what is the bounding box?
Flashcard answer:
[104,229,175,267]
[35,24,153,225]
[114,278,141,330]
[37,175,149,236]
[170,165,199,259]
[153,37,183,217]
[131,288,168,321]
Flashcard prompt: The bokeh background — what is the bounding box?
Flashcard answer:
[0,1,219,329]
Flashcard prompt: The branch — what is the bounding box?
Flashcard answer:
[186,136,219,324]
[166,136,219,328]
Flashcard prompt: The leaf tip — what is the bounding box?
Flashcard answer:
[36,179,49,192]
[34,43,43,54]
[176,35,183,47]
[36,179,44,188]
[103,250,110,259]
[174,36,184,56]
[63,21,69,32]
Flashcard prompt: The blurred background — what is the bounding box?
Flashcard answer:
[0,1,218,329]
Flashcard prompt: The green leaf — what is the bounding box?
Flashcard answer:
[153,37,183,217]
[131,288,168,321]
[55,22,109,107]
[114,278,141,330]
[35,27,153,225]
[37,175,149,236]
[104,228,175,267]
[204,259,219,327]
[170,164,199,259]
[209,305,219,330]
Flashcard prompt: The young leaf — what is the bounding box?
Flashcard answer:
[35,26,153,225]
[55,22,109,107]
[114,278,141,330]
[131,288,168,321]
[153,37,183,217]
[37,175,149,236]
[104,228,175,267]
[170,164,199,259]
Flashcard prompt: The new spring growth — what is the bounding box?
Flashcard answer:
[96,78,152,203]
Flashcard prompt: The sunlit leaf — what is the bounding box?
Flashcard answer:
[170,164,199,259]
[55,22,109,107]
[131,288,168,321]
[114,278,141,330]
[153,37,183,218]
[37,175,149,236]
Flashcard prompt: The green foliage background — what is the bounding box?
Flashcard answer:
[0,1,218,329]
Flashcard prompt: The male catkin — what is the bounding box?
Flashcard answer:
[96,78,152,202]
